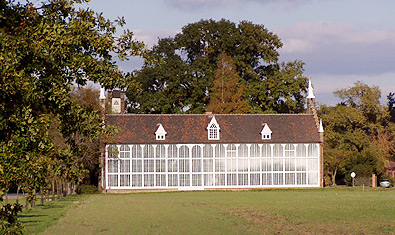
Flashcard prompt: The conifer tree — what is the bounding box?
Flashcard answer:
[207,52,251,114]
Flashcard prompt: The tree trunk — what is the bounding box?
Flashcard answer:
[32,189,36,208]
[5,192,8,205]
[52,179,55,201]
[331,169,338,186]
[25,196,29,210]
[67,182,71,196]
[16,185,20,204]
[40,190,44,206]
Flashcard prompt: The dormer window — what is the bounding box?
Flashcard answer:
[207,116,220,140]
[261,123,272,140]
[155,124,167,140]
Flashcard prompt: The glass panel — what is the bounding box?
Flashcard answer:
[215,174,225,186]
[285,173,295,185]
[250,159,260,172]
[227,173,237,186]
[308,159,318,171]
[156,174,166,187]
[168,159,178,172]
[156,159,166,172]
[296,173,306,185]
[204,174,214,186]
[273,173,283,185]
[120,175,130,187]
[238,173,248,186]
[108,160,118,173]
[262,173,272,185]
[179,174,190,187]
[131,174,142,187]
[192,174,202,186]
[250,173,260,185]
[120,160,130,173]
[144,159,154,172]
[168,174,178,187]
[131,159,142,172]
[203,159,213,172]
[108,175,118,187]
[144,174,154,187]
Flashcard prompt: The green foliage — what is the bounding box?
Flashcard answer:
[76,185,98,194]
[207,52,252,113]
[320,81,395,185]
[0,0,142,201]
[127,19,308,114]
[0,197,23,235]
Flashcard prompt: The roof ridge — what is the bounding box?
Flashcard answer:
[106,113,313,116]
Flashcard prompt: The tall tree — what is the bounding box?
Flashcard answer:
[0,0,143,214]
[127,19,308,114]
[207,52,251,113]
[320,81,395,185]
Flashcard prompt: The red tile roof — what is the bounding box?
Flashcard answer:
[105,114,322,144]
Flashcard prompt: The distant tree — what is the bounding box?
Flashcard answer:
[207,52,251,113]
[387,92,395,122]
[127,19,308,114]
[320,81,395,185]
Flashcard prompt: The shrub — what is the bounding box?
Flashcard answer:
[76,185,98,194]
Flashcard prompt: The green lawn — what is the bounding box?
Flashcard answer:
[19,187,395,234]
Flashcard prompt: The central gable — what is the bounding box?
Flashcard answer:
[105,114,321,144]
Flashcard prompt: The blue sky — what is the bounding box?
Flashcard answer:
[81,0,395,105]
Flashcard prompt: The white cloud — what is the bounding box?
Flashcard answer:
[162,0,311,11]
[280,22,395,54]
[133,29,179,48]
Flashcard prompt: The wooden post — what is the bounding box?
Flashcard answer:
[372,174,377,187]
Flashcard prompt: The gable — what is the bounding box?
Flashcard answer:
[105,114,321,144]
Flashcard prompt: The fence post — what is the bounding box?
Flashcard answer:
[372,174,377,187]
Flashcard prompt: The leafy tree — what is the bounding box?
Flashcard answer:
[320,81,395,185]
[127,19,308,114]
[207,52,251,113]
[0,0,143,226]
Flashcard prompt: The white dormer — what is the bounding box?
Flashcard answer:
[261,123,272,140]
[155,124,167,140]
[207,116,220,140]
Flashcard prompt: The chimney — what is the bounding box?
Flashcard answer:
[108,89,125,114]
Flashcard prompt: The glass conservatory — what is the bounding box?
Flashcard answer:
[105,143,320,190]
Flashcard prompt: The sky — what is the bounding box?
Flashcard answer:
[80,0,395,105]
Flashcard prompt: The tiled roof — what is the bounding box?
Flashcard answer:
[105,114,322,144]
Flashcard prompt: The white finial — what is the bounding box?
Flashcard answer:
[99,86,106,100]
[319,119,324,133]
[307,78,315,99]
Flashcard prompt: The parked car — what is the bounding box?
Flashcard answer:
[379,179,391,188]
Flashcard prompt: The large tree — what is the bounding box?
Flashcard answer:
[319,81,395,185]
[0,0,143,206]
[127,19,308,114]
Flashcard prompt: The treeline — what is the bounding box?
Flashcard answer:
[319,82,395,185]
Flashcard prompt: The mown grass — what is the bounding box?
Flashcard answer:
[20,187,395,234]
[18,195,89,234]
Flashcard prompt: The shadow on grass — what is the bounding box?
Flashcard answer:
[18,195,87,234]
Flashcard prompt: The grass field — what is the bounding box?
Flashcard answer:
[19,187,395,234]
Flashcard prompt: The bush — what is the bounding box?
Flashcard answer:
[0,197,23,234]
[76,185,98,194]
